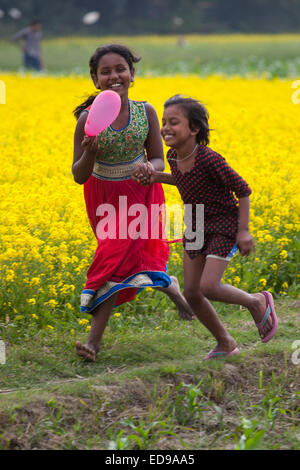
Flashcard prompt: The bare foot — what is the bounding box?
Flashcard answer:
[75,341,98,362]
[211,336,237,354]
[160,275,195,320]
[249,293,273,339]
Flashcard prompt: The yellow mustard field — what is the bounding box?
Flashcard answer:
[0,74,299,326]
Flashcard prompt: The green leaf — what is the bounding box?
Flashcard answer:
[244,430,265,450]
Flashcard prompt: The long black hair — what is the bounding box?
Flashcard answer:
[164,95,211,145]
[73,44,141,120]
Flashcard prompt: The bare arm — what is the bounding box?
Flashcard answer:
[238,196,250,232]
[236,196,255,255]
[144,103,165,171]
[131,103,165,184]
[11,29,26,42]
[72,112,99,184]
[152,170,176,185]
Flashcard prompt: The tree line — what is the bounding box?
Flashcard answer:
[0,0,300,37]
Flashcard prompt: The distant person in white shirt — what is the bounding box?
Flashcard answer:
[12,20,43,71]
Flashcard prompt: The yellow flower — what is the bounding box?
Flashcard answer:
[259,278,267,287]
[27,298,36,305]
[264,234,274,242]
[32,314,38,320]
[233,276,241,285]
[85,325,91,333]
[48,285,58,297]
[281,282,288,289]
[5,270,15,282]
[78,318,89,326]
[60,284,76,295]
[270,264,278,271]
[171,252,181,263]
[278,237,290,247]
[114,312,121,318]
[45,299,59,308]
[280,250,288,259]
[46,325,54,331]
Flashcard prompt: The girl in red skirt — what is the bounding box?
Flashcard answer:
[72,46,193,361]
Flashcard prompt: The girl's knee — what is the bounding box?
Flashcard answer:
[184,287,205,306]
[199,279,219,299]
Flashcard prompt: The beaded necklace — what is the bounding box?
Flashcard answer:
[168,144,199,162]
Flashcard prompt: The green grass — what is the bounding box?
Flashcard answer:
[0,298,299,450]
[1,34,300,77]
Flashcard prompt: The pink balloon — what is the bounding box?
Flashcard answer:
[84,90,121,136]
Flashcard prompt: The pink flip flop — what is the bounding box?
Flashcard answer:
[256,290,278,343]
[204,347,239,360]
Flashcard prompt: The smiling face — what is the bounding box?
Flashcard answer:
[161,105,198,149]
[92,52,134,98]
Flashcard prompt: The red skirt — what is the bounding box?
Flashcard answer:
[80,176,171,313]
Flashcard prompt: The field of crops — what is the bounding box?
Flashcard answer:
[0,36,299,450]
[0,72,299,336]
[2,34,300,77]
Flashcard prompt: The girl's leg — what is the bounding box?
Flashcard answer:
[199,257,273,339]
[157,275,195,320]
[183,252,237,353]
[76,293,118,361]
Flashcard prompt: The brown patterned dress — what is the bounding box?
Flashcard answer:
[167,145,252,259]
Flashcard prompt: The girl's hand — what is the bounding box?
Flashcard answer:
[81,135,99,155]
[237,229,255,256]
[132,161,156,185]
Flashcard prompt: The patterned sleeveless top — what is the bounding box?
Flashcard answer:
[95,100,149,163]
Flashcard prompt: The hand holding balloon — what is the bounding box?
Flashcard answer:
[84,90,121,136]
[81,135,99,155]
